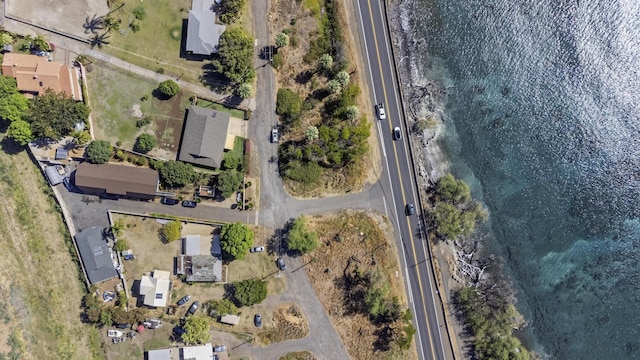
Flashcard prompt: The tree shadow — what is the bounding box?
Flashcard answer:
[83,14,105,35]
[295,70,314,85]
[0,137,25,155]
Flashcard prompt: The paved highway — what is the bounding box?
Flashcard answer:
[353,0,451,359]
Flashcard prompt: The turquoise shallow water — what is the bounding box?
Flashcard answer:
[406,0,640,358]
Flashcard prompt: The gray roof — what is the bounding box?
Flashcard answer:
[186,0,226,55]
[55,148,68,160]
[146,348,171,360]
[45,166,64,185]
[183,255,222,282]
[183,235,201,256]
[178,106,230,168]
[75,227,117,284]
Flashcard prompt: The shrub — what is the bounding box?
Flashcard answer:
[232,278,267,306]
[276,88,302,117]
[86,140,112,164]
[134,133,156,153]
[114,239,128,252]
[271,52,284,69]
[129,21,140,33]
[205,299,239,317]
[161,220,182,242]
[132,6,146,20]
[275,33,289,48]
[136,115,152,127]
[157,80,180,98]
[287,216,318,254]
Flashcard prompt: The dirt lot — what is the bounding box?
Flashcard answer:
[5,0,109,40]
[303,210,418,360]
[0,137,99,359]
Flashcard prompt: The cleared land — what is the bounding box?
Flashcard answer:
[0,136,100,359]
[303,210,418,360]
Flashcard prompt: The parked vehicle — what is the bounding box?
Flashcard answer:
[271,126,279,143]
[107,330,123,337]
[111,337,126,344]
[250,246,265,253]
[393,127,402,140]
[177,295,191,306]
[182,200,197,208]
[115,323,129,329]
[213,345,227,352]
[63,177,74,191]
[254,314,262,327]
[376,102,386,120]
[161,197,179,205]
[276,258,286,271]
[406,203,415,216]
[187,301,200,316]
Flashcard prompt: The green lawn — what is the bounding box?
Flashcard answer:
[102,0,206,84]
[86,61,191,151]
[196,98,246,118]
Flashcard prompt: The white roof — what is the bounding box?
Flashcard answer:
[146,348,171,360]
[183,235,201,256]
[220,314,240,325]
[140,270,171,307]
[181,343,213,359]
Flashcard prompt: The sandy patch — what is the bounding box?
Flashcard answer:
[131,104,143,118]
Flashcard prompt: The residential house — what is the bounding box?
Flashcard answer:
[176,235,223,282]
[186,0,226,55]
[75,226,118,285]
[178,106,231,169]
[139,270,171,308]
[1,53,82,100]
[147,343,214,360]
[75,163,159,200]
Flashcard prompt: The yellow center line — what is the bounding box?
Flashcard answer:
[365,1,438,359]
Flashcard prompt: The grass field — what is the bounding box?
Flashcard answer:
[0,136,99,359]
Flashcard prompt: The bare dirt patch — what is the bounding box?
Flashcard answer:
[258,303,310,345]
[279,350,317,360]
[303,210,418,360]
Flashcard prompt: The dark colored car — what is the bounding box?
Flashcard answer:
[63,177,74,191]
[187,301,200,315]
[177,295,191,306]
[161,197,179,205]
[213,345,227,352]
[182,200,197,208]
[276,258,286,271]
[254,314,262,327]
[393,127,402,140]
[406,203,416,216]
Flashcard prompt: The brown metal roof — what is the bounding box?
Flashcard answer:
[75,163,158,196]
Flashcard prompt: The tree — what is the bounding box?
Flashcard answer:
[436,174,471,204]
[222,152,241,170]
[0,93,29,123]
[157,80,180,98]
[114,239,129,252]
[276,88,302,116]
[134,133,156,153]
[305,126,319,142]
[181,316,210,345]
[344,105,360,119]
[220,222,254,260]
[0,76,20,97]
[335,71,350,88]
[275,32,289,48]
[205,299,239,317]
[161,220,182,243]
[32,35,50,51]
[327,79,342,94]
[0,33,13,47]
[217,169,243,198]
[100,310,113,327]
[86,140,112,164]
[432,202,463,239]
[235,83,253,99]
[218,0,247,24]
[159,160,195,187]
[71,130,92,147]
[102,16,121,33]
[232,278,267,306]
[287,216,318,254]
[27,89,90,140]
[318,53,333,72]
[212,28,256,84]
[6,120,33,146]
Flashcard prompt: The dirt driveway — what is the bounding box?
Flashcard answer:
[5,0,109,40]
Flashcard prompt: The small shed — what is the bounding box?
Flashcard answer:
[220,314,240,326]
[2,44,12,53]
[44,166,65,185]
[55,148,68,160]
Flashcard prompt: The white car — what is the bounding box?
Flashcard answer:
[376,103,386,120]
[271,127,279,143]
[107,330,123,338]
[250,246,265,253]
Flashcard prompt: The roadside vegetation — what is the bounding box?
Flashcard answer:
[303,211,416,359]
[270,0,373,196]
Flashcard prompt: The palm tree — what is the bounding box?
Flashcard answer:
[102,16,121,33]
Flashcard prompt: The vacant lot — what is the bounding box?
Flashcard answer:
[0,136,100,359]
[6,0,109,39]
[304,210,418,360]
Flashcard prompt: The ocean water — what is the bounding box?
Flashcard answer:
[407,0,640,358]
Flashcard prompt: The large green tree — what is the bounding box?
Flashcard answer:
[157,80,180,98]
[134,133,156,153]
[232,278,267,307]
[436,174,471,204]
[432,202,463,239]
[217,169,243,198]
[212,28,255,85]
[287,216,318,254]
[86,140,112,164]
[158,160,195,187]
[218,0,247,24]
[276,88,302,117]
[205,299,239,317]
[0,94,29,123]
[220,222,254,260]
[27,89,90,140]
[181,316,210,345]
[6,120,33,146]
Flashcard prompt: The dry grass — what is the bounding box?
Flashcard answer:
[258,304,310,345]
[302,210,418,360]
[0,138,98,359]
[269,0,381,197]
[279,350,317,360]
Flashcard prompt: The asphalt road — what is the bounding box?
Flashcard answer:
[353,0,451,359]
